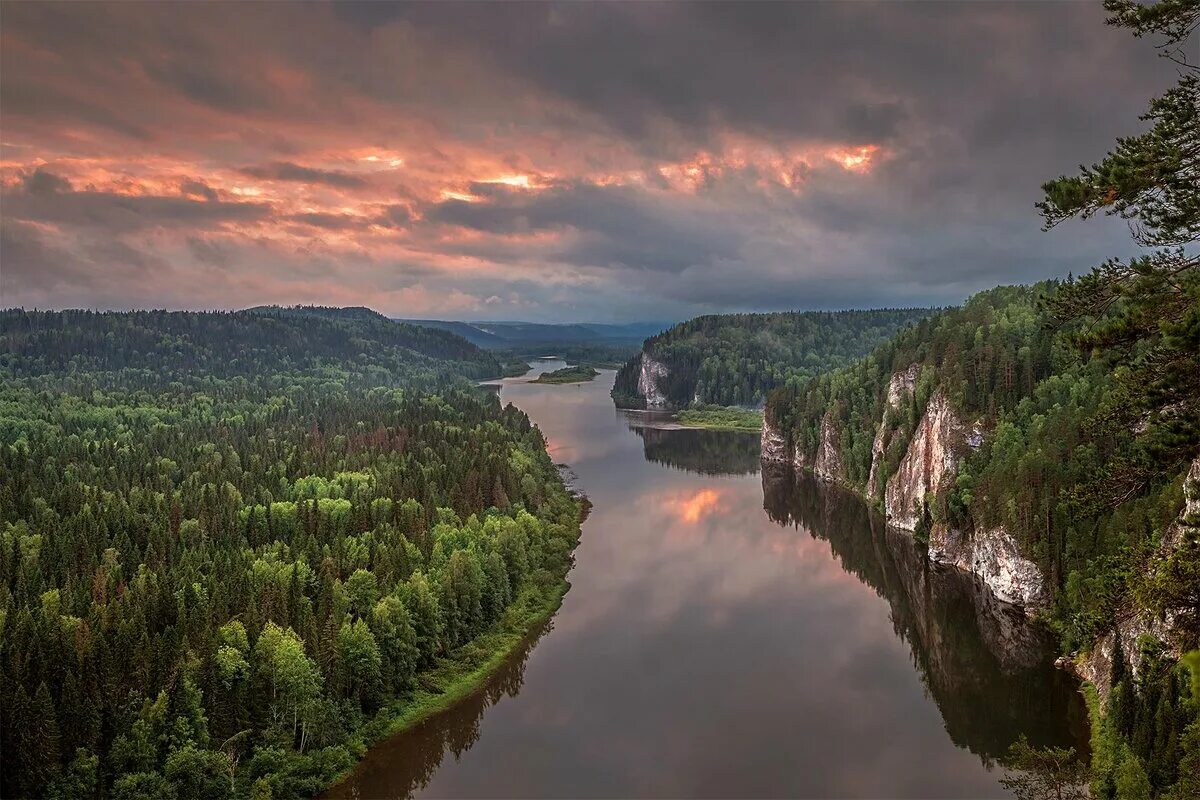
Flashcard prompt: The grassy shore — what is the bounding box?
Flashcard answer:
[321,495,589,797]
[322,575,571,795]
[532,365,600,384]
[501,361,534,377]
[676,405,763,432]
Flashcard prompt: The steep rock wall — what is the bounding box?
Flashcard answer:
[761,409,846,484]
[867,364,919,499]
[637,352,670,408]
[929,524,1048,611]
[761,413,790,463]
[884,389,967,531]
[811,410,846,483]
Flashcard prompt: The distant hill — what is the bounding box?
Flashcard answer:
[1,306,501,388]
[612,308,932,409]
[397,319,670,349]
[247,305,495,365]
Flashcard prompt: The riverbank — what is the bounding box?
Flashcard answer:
[323,562,577,797]
[676,405,763,432]
[533,365,600,384]
[319,487,588,797]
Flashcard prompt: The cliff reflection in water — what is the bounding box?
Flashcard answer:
[626,417,761,476]
[761,463,1090,762]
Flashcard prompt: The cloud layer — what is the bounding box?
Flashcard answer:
[0,2,1178,321]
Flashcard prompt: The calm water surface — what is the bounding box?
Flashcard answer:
[328,362,1087,799]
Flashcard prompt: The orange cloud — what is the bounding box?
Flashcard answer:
[662,487,727,524]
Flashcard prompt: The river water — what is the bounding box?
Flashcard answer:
[328,361,1088,798]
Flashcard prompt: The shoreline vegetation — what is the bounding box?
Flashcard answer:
[500,361,533,378]
[674,405,763,432]
[325,492,590,796]
[323,552,577,796]
[532,365,600,384]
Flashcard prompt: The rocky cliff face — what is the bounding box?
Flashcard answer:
[761,413,790,463]
[868,364,919,499]
[884,389,967,531]
[1077,456,1200,701]
[636,352,670,408]
[880,384,1046,612]
[760,408,845,483]
[765,364,1050,616]
[929,524,1048,611]
[812,410,846,483]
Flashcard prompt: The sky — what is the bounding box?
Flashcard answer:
[0,1,1180,323]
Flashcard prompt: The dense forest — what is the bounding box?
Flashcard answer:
[2,307,502,389]
[611,308,930,409]
[0,308,583,799]
[767,2,1200,793]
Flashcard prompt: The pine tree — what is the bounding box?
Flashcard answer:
[1038,0,1200,510]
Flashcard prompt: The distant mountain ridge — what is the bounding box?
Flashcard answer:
[397,318,670,349]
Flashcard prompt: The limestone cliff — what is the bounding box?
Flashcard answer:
[867,364,919,499]
[812,410,846,484]
[761,413,790,464]
[875,381,1046,612]
[929,524,1048,611]
[884,389,968,531]
[766,364,1050,616]
[636,352,670,408]
[760,407,844,484]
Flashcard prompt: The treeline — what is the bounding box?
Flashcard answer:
[0,309,581,799]
[611,308,930,409]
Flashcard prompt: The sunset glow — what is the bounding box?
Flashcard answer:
[0,2,1172,319]
[664,487,727,524]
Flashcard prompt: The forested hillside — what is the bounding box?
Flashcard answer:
[1,307,500,387]
[767,284,1172,614]
[611,308,930,409]
[0,309,582,799]
[765,280,1198,797]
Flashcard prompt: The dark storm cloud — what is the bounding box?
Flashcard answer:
[428,181,741,272]
[3,170,272,234]
[0,1,1184,320]
[238,162,368,189]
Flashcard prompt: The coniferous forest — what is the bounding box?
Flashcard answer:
[0,308,584,799]
[611,308,931,409]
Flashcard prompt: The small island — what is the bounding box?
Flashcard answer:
[533,365,601,384]
[675,405,763,432]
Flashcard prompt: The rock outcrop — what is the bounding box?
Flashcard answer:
[884,389,968,531]
[761,408,845,483]
[636,352,670,408]
[761,413,789,463]
[812,410,846,483]
[929,524,1048,611]
[867,364,919,499]
[1076,456,1200,702]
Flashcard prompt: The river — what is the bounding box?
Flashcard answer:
[327,361,1088,798]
